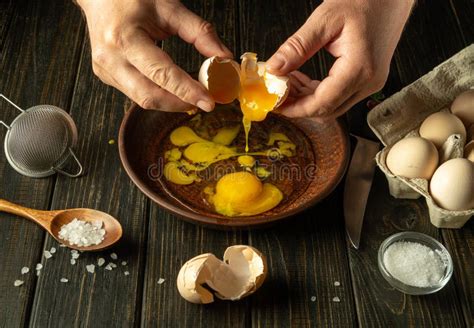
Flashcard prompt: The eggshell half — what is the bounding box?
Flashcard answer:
[419,112,466,148]
[198,56,241,104]
[386,137,439,179]
[176,245,267,304]
[430,158,474,211]
[451,89,474,127]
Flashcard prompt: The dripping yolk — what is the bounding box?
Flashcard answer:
[239,80,279,122]
[210,171,283,217]
[239,78,279,153]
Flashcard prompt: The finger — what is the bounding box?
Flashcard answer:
[169,4,233,58]
[280,56,360,117]
[124,30,215,112]
[94,57,193,112]
[266,5,343,75]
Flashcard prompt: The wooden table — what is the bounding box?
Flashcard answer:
[0,0,472,327]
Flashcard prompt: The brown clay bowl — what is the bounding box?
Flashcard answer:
[118,103,349,229]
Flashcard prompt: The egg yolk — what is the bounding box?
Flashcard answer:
[239,80,279,152]
[210,171,283,216]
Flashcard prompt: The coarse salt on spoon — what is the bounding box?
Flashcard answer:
[0,199,122,251]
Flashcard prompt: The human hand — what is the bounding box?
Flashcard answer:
[76,0,232,112]
[266,0,415,122]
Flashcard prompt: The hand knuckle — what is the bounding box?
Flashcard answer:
[150,65,173,87]
[284,34,309,59]
[92,48,109,67]
[139,96,156,110]
[199,21,215,35]
[102,27,122,47]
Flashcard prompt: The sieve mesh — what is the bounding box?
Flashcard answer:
[4,105,78,177]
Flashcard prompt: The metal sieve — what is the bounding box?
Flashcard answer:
[1,94,83,178]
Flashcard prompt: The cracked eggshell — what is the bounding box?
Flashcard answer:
[198,56,240,104]
[240,52,290,109]
[222,245,267,298]
[176,253,221,304]
[176,245,267,304]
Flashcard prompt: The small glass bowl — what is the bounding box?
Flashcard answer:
[378,231,453,295]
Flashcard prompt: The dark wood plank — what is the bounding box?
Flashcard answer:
[27,31,149,325]
[348,0,472,326]
[140,1,251,327]
[0,1,84,327]
[0,0,15,53]
[238,1,357,326]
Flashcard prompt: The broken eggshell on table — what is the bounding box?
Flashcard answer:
[367,44,474,229]
[177,245,267,304]
[198,52,290,108]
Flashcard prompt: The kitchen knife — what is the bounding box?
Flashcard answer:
[343,135,380,249]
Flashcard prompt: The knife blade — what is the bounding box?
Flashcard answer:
[343,135,380,249]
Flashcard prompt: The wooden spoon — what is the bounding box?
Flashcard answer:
[0,199,122,251]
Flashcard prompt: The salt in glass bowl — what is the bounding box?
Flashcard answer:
[378,231,453,295]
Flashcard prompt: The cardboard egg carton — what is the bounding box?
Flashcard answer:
[367,44,474,229]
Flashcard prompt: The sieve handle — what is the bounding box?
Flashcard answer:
[53,148,84,178]
[0,94,25,129]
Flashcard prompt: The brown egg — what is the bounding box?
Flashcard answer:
[419,112,466,148]
[451,90,474,127]
[465,140,474,162]
[430,158,474,211]
[386,137,439,179]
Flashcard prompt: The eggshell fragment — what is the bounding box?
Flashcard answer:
[176,245,267,304]
[419,112,466,148]
[430,158,474,211]
[386,137,439,179]
[451,89,474,127]
[198,56,240,104]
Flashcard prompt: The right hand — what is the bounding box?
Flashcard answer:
[76,0,232,112]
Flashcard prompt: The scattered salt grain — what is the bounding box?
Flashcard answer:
[383,241,447,288]
[121,261,127,266]
[50,247,57,254]
[70,259,76,265]
[334,281,341,287]
[110,253,118,260]
[157,278,165,285]
[59,244,67,248]
[71,252,80,260]
[97,258,105,267]
[86,264,95,274]
[36,263,43,271]
[105,264,113,271]
[124,271,130,276]
[310,296,316,302]
[21,267,29,275]
[60,278,69,283]
[332,297,341,303]
[14,280,24,287]
[109,263,117,269]
[58,218,106,247]
[44,251,52,259]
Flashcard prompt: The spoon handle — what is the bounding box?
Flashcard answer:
[0,199,51,225]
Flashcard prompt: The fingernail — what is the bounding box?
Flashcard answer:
[266,53,286,72]
[197,100,214,112]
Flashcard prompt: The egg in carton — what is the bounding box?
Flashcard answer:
[367,44,474,229]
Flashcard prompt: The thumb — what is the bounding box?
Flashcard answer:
[266,7,340,75]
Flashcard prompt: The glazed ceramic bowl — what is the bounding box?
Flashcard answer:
[118,103,349,229]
